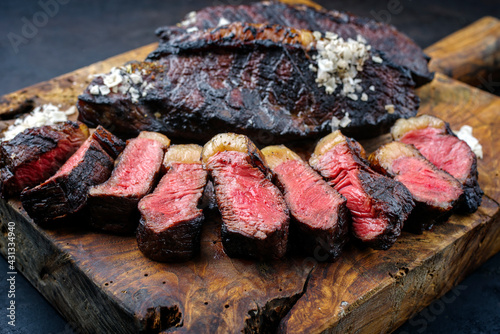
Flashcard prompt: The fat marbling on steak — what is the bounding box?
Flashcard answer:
[156,1,432,85]
[78,23,419,144]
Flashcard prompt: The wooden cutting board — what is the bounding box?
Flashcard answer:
[0,1,499,332]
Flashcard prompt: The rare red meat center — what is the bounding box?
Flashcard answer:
[139,163,205,232]
[275,159,343,229]
[208,151,287,239]
[392,156,464,208]
[399,127,472,182]
[88,133,168,233]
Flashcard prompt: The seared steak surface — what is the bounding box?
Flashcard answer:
[369,141,464,232]
[262,145,349,261]
[391,115,483,213]
[78,23,419,144]
[137,144,207,262]
[88,132,170,234]
[310,131,414,249]
[156,1,432,84]
[0,122,89,198]
[20,126,124,225]
[202,133,289,260]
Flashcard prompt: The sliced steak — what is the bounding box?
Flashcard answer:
[0,121,89,198]
[202,133,289,260]
[369,141,464,232]
[262,145,349,261]
[310,130,414,249]
[391,115,483,213]
[20,126,124,226]
[156,1,432,84]
[78,23,419,144]
[88,132,170,234]
[137,144,207,262]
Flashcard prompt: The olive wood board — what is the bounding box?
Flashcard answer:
[0,1,499,332]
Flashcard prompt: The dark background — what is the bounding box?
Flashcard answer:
[1,0,500,333]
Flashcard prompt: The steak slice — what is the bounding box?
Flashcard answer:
[0,121,89,198]
[202,133,289,260]
[78,23,419,144]
[391,115,483,213]
[156,1,431,84]
[137,144,207,262]
[262,145,349,261]
[369,141,464,232]
[20,126,124,226]
[310,131,414,249]
[88,132,170,234]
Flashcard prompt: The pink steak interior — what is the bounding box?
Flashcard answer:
[274,159,343,230]
[400,127,472,182]
[392,156,463,209]
[208,151,287,239]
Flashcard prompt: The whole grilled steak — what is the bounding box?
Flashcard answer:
[391,115,483,213]
[0,121,89,198]
[78,23,419,144]
[21,126,125,225]
[156,1,432,84]
[88,132,170,234]
[202,133,289,260]
[262,145,349,261]
[369,141,464,232]
[137,144,207,262]
[310,131,414,249]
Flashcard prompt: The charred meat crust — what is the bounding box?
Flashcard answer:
[78,24,418,144]
[92,125,126,159]
[137,214,204,262]
[0,121,89,198]
[220,222,288,260]
[156,1,432,84]
[20,130,119,225]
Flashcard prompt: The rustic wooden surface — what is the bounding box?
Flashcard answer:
[0,1,500,332]
[426,16,500,89]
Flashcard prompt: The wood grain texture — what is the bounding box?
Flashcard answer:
[0,0,500,332]
[425,16,500,89]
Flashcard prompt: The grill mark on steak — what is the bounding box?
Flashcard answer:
[310,131,414,249]
[202,133,289,260]
[158,2,432,84]
[137,144,207,262]
[369,141,464,232]
[78,24,419,144]
[0,121,89,198]
[20,126,124,226]
[391,115,483,213]
[88,132,170,234]
[262,145,349,261]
